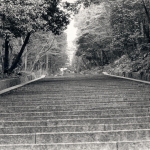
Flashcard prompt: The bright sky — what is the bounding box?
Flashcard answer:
[65,19,77,65]
[62,0,78,65]
[66,20,77,47]
[62,0,77,2]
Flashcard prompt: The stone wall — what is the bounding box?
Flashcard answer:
[0,74,35,91]
[110,71,150,82]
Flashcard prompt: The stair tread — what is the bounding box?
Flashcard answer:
[0,75,150,148]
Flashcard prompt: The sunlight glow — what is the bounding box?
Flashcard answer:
[65,19,77,65]
[62,0,77,3]
[62,0,78,65]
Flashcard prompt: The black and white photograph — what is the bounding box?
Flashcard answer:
[0,0,150,149]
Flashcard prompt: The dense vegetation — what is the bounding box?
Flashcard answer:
[73,0,150,74]
[1,0,150,78]
[0,0,70,77]
[23,31,68,75]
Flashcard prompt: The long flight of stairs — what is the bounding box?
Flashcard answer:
[0,75,150,150]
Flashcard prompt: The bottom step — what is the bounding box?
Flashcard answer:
[0,141,150,150]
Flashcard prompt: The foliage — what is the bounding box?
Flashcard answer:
[26,31,68,74]
[0,0,70,36]
[73,2,111,71]
[0,0,70,74]
[73,0,150,73]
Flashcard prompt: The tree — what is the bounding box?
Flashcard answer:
[110,0,150,58]
[0,0,70,74]
[26,31,68,74]
[73,0,150,73]
[73,1,111,71]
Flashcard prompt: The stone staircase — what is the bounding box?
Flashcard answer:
[0,75,150,150]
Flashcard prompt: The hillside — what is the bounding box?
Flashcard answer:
[72,0,150,76]
[105,51,150,74]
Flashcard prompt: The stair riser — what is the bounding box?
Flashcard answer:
[0,117,149,127]
[1,101,150,107]
[36,130,150,143]
[0,142,150,150]
[1,98,150,105]
[0,130,150,144]
[3,95,150,100]
[5,105,150,112]
[0,108,148,117]
[118,141,150,150]
[0,113,149,121]
[0,143,117,150]
[0,123,150,134]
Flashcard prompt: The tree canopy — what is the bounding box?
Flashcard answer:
[0,0,70,36]
[73,0,150,72]
[73,1,111,70]
[26,31,68,74]
[0,0,70,74]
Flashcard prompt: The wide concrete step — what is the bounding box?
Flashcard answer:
[0,102,129,108]
[0,116,149,127]
[3,93,150,99]
[0,129,150,144]
[4,104,134,111]
[0,108,148,116]
[0,142,118,150]
[5,93,149,98]
[1,101,150,107]
[0,123,150,134]
[1,97,150,104]
[0,75,150,149]
[8,87,150,91]
[12,91,148,96]
[3,87,125,91]
[0,113,149,121]
[35,130,150,143]
[3,84,150,92]
[4,105,150,112]
[0,141,150,150]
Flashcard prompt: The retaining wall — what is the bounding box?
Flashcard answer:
[110,71,150,82]
[0,74,35,91]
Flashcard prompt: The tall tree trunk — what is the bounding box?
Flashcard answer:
[81,57,87,69]
[143,23,150,43]
[4,36,9,74]
[77,56,82,73]
[30,55,40,72]
[24,47,28,71]
[46,53,49,72]
[49,55,52,75]
[101,50,103,66]
[140,22,144,36]
[142,0,150,24]
[20,37,28,71]
[142,0,150,43]
[8,32,31,73]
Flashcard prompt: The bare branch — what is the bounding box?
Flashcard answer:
[30,37,56,72]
